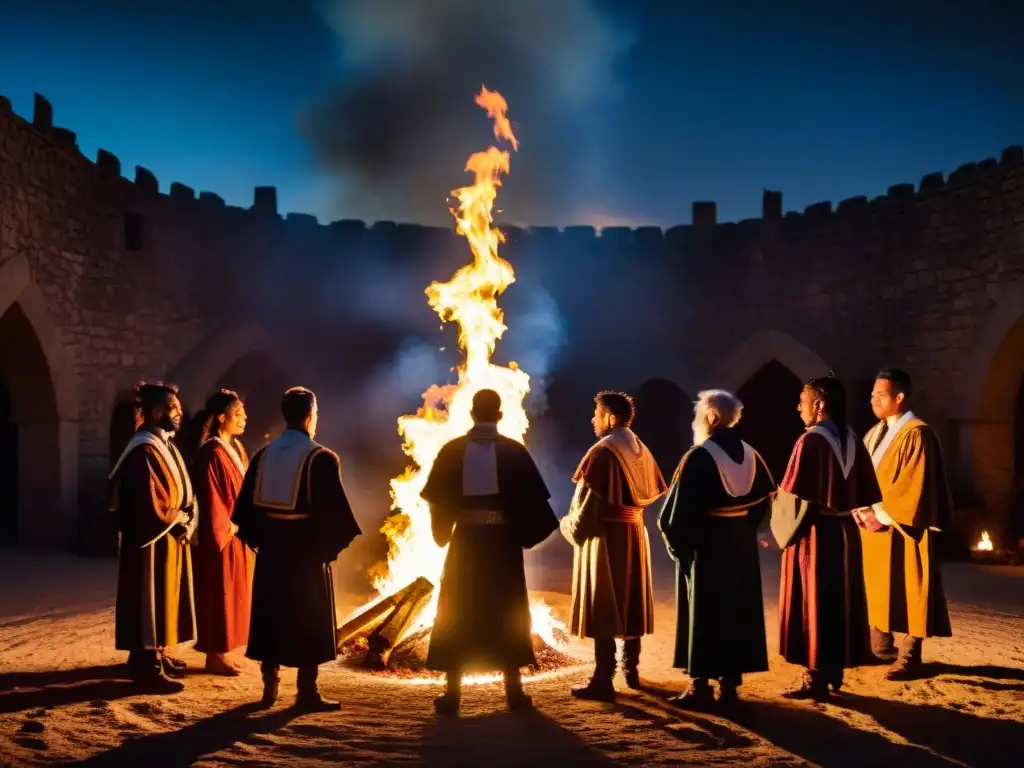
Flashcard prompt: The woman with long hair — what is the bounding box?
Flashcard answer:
[190,389,253,675]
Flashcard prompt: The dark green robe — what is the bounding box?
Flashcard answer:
[657,428,775,678]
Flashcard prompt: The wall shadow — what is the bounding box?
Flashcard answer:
[0,665,139,714]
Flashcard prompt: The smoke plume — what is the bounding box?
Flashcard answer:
[302,0,635,225]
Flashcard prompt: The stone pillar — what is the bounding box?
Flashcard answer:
[253,186,278,216]
[692,201,717,231]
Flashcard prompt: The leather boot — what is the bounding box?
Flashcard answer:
[717,675,742,705]
[622,637,642,689]
[504,667,533,711]
[871,626,898,663]
[886,636,924,681]
[296,665,341,711]
[571,637,617,702]
[259,662,280,708]
[781,669,829,701]
[668,677,714,710]
[434,670,461,715]
[129,649,184,693]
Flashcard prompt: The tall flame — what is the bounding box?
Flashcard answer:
[371,87,561,645]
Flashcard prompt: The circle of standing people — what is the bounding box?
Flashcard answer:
[109,367,951,714]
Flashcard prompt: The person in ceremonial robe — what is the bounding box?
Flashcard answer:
[561,390,668,702]
[188,389,254,676]
[657,390,775,709]
[233,387,362,711]
[855,368,952,680]
[420,389,559,715]
[109,381,198,691]
[773,376,882,700]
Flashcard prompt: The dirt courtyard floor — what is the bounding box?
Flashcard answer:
[2,546,1024,767]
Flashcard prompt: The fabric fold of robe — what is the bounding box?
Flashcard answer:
[860,416,952,639]
[421,426,558,673]
[658,428,775,677]
[776,421,882,672]
[192,437,254,655]
[234,430,362,668]
[561,428,668,640]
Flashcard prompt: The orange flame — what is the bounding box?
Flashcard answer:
[368,87,565,654]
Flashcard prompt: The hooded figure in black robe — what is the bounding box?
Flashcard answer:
[420,389,559,715]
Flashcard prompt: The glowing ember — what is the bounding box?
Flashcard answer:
[365,86,564,651]
[976,530,994,552]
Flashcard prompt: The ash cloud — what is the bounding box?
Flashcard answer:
[302,0,636,225]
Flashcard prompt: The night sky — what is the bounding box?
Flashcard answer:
[1,0,1021,228]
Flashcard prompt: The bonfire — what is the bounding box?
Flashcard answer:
[336,87,573,683]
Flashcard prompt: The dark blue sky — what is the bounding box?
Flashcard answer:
[1,0,1021,227]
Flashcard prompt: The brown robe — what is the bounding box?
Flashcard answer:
[776,421,882,671]
[860,415,952,639]
[561,428,668,639]
[234,429,362,668]
[193,437,254,654]
[111,428,197,651]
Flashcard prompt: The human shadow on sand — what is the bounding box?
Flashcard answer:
[419,709,618,766]
[0,665,141,715]
[724,697,954,768]
[834,693,1024,767]
[76,702,302,767]
[917,662,1024,681]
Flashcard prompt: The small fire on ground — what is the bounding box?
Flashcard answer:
[976,531,994,552]
[336,88,576,684]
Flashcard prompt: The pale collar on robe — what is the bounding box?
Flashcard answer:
[870,410,917,467]
[108,425,193,509]
[806,418,858,480]
[204,435,247,477]
[586,426,665,507]
[698,430,757,498]
[463,422,500,496]
[255,428,321,510]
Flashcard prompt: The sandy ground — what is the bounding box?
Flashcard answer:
[2,546,1024,768]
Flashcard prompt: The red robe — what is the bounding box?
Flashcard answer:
[192,438,253,654]
[777,422,882,672]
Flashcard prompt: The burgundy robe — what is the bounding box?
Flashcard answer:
[777,421,882,672]
[193,438,253,654]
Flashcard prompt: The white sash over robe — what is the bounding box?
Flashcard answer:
[700,439,757,498]
[110,428,196,548]
[206,435,247,477]
[597,427,663,507]
[462,423,500,497]
[255,429,322,510]
[807,423,858,479]
[869,410,916,468]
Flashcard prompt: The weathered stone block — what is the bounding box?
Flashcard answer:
[134,166,158,193]
[286,212,318,226]
[692,201,717,229]
[599,226,633,246]
[888,183,915,201]
[0,94,11,114]
[918,172,945,196]
[762,190,783,220]
[96,149,121,176]
[837,195,868,215]
[804,201,833,217]
[253,185,278,215]
[33,93,53,130]
[170,182,195,200]
[198,191,225,206]
[948,163,978,187]
[634,226,664,247]
[1001,146,1024,168]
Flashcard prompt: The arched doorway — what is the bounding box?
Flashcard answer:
[209,351,294,457]
[0,303,62,546]
[955,279,1024,549]
[735,360,805,482]
[0,377,17,544]
[631,378,692,480]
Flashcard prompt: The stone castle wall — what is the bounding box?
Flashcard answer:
[1,91,1022,554]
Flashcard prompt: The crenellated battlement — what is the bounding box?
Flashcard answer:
[2,90,1022,257]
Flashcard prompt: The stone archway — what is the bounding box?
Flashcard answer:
[707,330,831,482]
[631,378,692,480]
[0,254,80,548]
[955,277,1024,546]
[169,323,303,459]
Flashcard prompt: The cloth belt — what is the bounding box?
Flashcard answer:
[265,511,310,521]
[708,508,749,518]
[604,507,644,524]
[460,509,507,526]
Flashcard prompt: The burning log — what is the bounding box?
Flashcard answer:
[336,576,435,668]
